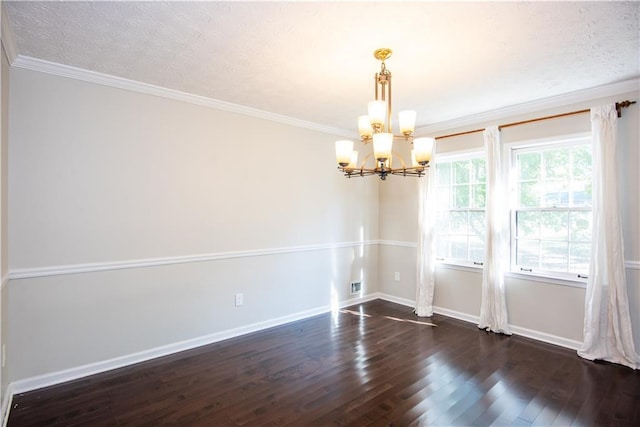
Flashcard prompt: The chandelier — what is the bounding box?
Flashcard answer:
[335,48,434,180]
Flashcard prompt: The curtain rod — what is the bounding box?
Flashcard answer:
[435,100,636,140]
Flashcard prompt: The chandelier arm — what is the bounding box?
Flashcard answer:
[358,167,378,174]
[389,167,426,177]
[360,152,374,169]
[340,165,427,180]
[340,167,378,178]
[391,149,406,169]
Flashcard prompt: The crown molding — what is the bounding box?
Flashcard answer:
[7,50,638,141]
[1,5,18,64]
[415,78,640,136]
[10,54,356,138]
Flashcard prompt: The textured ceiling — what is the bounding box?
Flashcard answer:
[4,1,640,133]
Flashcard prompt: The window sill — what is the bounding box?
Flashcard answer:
[436,261,483,274]
[505,271,587,289]
[435,261,587,289]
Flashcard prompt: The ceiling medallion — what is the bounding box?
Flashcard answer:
[335,48,434,180]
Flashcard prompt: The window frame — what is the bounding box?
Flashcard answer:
[433,149,487,269]
[505,132,592,284]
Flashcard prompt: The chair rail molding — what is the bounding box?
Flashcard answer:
[9,240,381,280]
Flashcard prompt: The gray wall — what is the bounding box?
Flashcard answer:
[7,67,380,383]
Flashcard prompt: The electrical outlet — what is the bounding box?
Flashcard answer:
[235,293,244,307]
[394,272,400,281]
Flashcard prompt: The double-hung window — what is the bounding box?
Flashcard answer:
[509,135,592,281]
[435,153,486,267]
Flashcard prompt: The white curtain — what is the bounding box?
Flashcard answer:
[478,126,511,334]
[578,103,639,369]
[415,145,437,317]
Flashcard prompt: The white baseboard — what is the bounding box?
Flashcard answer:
[432,305,481,324]
[508,325,582,350]
[376,293,415,308]
[9,293,378,396]
[433,304,583,350]
[1,383,14,427]
[378,293,583,350]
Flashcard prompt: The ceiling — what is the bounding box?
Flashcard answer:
[3,1,639,134]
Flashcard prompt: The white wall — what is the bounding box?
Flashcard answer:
[379,91,640,350]
[0,39,9,411]
[7,67,380,382]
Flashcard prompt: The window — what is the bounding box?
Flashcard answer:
[509,136,592,281]
[435,153,486,266]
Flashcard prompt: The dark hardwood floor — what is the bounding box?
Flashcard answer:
[7,299,640,426]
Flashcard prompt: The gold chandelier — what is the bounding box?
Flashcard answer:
[335,48,434,180]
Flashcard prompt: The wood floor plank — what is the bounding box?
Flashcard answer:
[7,299,640,426]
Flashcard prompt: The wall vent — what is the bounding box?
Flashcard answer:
[350,281,362,295]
